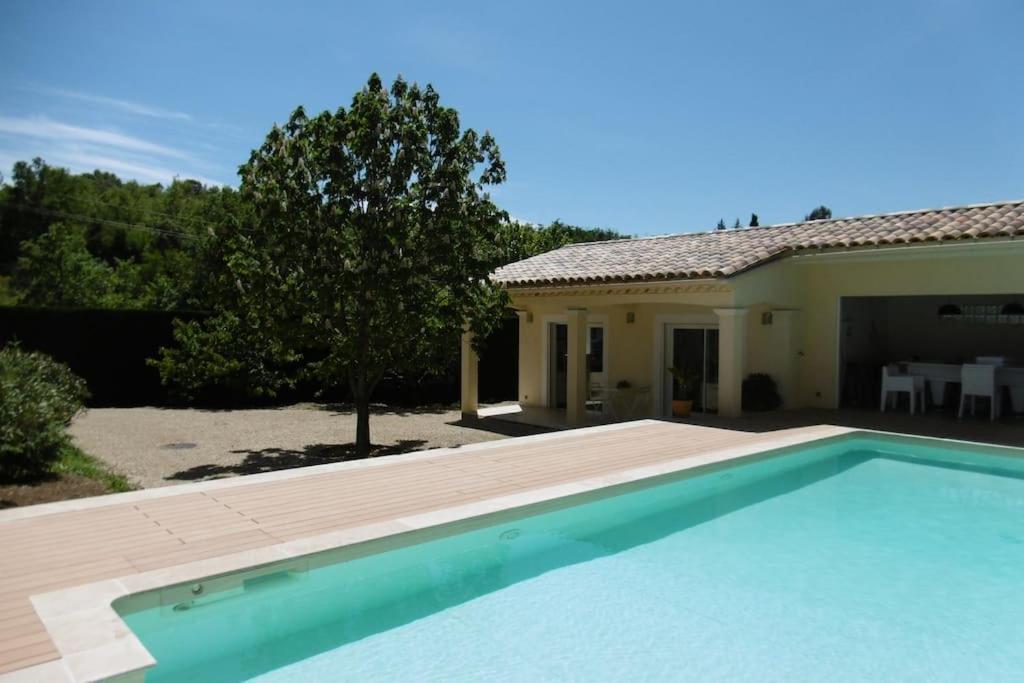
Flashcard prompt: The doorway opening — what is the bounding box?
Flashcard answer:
[548,323,567,409]
[663,326,719,414]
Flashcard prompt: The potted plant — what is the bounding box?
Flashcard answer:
[667,365,700,417]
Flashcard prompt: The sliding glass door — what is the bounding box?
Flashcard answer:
[665,326,720,413]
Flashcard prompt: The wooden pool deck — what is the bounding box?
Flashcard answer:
[0,420,846,680]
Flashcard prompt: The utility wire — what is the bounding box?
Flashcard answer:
[6,203,201,241]
[76,195,219,231]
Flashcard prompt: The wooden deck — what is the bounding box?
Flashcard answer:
[0,421,837,676]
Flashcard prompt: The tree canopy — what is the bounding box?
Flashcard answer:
[0,158,246,309]
[804,205,832,221]
[153,74,522,455]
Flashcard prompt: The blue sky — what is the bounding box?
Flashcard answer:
[1,0,1021,235]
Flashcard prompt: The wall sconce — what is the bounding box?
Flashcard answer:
[526,312,534,323]
[626,312,635,324]
[761,311,773,325]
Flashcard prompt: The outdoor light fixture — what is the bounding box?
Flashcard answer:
[626,312,636,324]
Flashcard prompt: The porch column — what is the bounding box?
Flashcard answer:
[460,329,479,419]
[566,308,588,427]
[714,307,749,418]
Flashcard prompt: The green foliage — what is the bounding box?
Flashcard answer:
[804,205,832,221]
[496,219,625,263]
[732,217,742,230]
[0,344,90,478]
[156,74,511,454]
[0,157,244,311]
[13,222,127,307]
[0,275,17,306]
[667,365,700,400]
[715,218,727,231]
[150,313,301,402]
[51,443,132,492]
[742,373,783,411]
[749,213,759,227]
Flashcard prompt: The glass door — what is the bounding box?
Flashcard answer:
[548,323,568,409]
[665,326,719,413]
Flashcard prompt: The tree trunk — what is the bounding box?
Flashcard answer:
[354,389,371,459]
[350,364,383,460]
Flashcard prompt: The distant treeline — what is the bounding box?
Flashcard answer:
[0,159,627,310]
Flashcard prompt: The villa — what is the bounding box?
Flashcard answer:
[462,200,1024,425]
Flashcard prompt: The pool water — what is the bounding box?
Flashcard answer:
[119,436,1024,681]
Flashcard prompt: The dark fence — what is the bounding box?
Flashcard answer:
[0,307,518,408]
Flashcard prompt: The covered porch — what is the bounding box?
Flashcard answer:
[460,283,800,426]
[839,294,1024,417]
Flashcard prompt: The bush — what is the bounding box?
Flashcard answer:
[742,373,782,411]
[0,344,89,478]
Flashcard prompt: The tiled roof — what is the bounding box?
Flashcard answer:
[493,200,1024,287]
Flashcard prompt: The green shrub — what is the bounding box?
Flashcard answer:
[742,373,783,411]
[0,344,89,478]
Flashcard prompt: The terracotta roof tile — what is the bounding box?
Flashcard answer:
[493,200,1024,286]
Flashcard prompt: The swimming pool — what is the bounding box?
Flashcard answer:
[116,434,1024,681]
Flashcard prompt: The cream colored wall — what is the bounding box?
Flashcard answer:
[511,241,1024,415]
[737,242,1024,409]
[511,289,732,415]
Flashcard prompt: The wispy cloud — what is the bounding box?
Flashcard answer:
[0,143,227,187]
[29,86,193,122]
[56,150,224,187]
[0,116,228,186]
[0,116,191,160]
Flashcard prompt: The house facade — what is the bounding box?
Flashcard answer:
[461,200,1024,425]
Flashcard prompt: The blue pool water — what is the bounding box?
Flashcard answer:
[119,435,1024,681]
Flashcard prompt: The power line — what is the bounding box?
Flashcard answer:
[6,203,200,241]
[76,195,218,231]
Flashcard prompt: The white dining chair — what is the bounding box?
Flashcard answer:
[587,380,607,414]
[959,364,999,421]
[880,365,926,415]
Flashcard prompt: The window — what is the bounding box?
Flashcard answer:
[587,326,604,372]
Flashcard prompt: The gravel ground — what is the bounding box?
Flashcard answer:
[69,404,547,489]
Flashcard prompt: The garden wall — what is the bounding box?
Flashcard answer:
[0,307,517,408]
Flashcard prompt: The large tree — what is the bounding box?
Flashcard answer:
[155,74,509,456]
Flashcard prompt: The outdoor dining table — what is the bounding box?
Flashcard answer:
[904,362,1024,412]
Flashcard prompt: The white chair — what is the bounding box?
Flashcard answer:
[959,364,999,421]
[880,365,926,414]
[587,380,607,414]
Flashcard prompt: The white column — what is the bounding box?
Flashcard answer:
[460,329,479,419]
[566,308,588,427]
[515,310,530,404]
[714,308,749,418]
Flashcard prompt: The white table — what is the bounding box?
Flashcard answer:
[903,362,1024,412]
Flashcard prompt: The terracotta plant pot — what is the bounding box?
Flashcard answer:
[672,399,693,417]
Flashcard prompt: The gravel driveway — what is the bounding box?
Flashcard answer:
[70,404,546,489]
